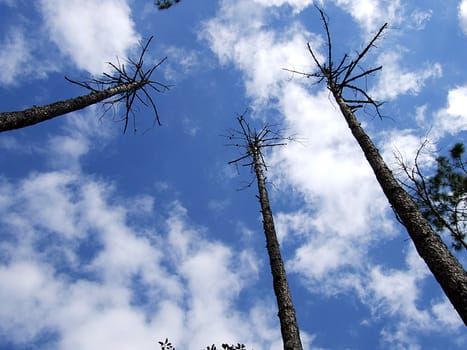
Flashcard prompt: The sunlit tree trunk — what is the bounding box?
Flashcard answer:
[251,144,303,350]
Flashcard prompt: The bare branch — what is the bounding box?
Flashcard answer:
[225,114,293,174]
[316,7,333,73]
[283,8,387,119]
[65,36,170,133]
[341,22,388,85]
[341,65,382,86]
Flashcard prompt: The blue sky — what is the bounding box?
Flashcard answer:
[0,1,466,349]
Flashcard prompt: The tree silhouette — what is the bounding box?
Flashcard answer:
[155,0,181,10]
[287,8,467,325]
[0,37,169,133]
[158,338,248,350]
[227,115,303,350]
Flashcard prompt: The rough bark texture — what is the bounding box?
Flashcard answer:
[0,80,147,132]
[252,145,303,350]
[329,81,467,325]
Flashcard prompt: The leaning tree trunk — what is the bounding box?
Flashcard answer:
[329,80,467,325]
[251,144,303,350]
[0,80,147,132]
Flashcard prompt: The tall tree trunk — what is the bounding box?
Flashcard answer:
[251,144,303,350]
[329,81,467,325]
[0,80,147,132]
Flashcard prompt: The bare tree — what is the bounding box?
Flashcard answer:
[0,37,169,133]
[286,9,467,324]
[227,115,303,350]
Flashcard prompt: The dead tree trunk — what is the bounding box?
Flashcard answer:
[0,80,146,132]
[227,116,303,350]
[290,9,467,324]
[252,145,303,350]
[330,81,467,324]
[0,36,168,133]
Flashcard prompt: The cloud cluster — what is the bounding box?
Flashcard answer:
[0,70,297,347]
[0,115,293,350]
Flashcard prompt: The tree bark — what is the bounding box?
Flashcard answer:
[329,81,467,325]
[251,145,303,350]
[0,80,147,132]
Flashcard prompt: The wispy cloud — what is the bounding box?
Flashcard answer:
[409,8,433,30]
[459,0,467,34]
[253,0,315,13]
[370,51,442,101]
[0,29,32,85]
[45,106,116,170]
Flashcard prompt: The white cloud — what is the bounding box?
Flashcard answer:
[45,106,116,170]
[379,129,436,176]
[432,298,465,331]
[271,85,393,239]
[162,46,202,82]
[414,104,428,126]
[368,248,430,323]
[0,29,31,85]
[459,0,467,34]
[0,134,32,153]
[0,166,314,349]
[370,51,442,101]
[203,0,392,301]
[275,210,315,243]
[262,84,396,297]
[364,247,463,349]
[409,8,433,30]
[208,198,230,212]
[0,261,63,344]
[18,171,82,238]
[333,0,402,33]
[201,1,315,104]
[39,0,140,74]
[433,85,467,138]
[253,0,315,13]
